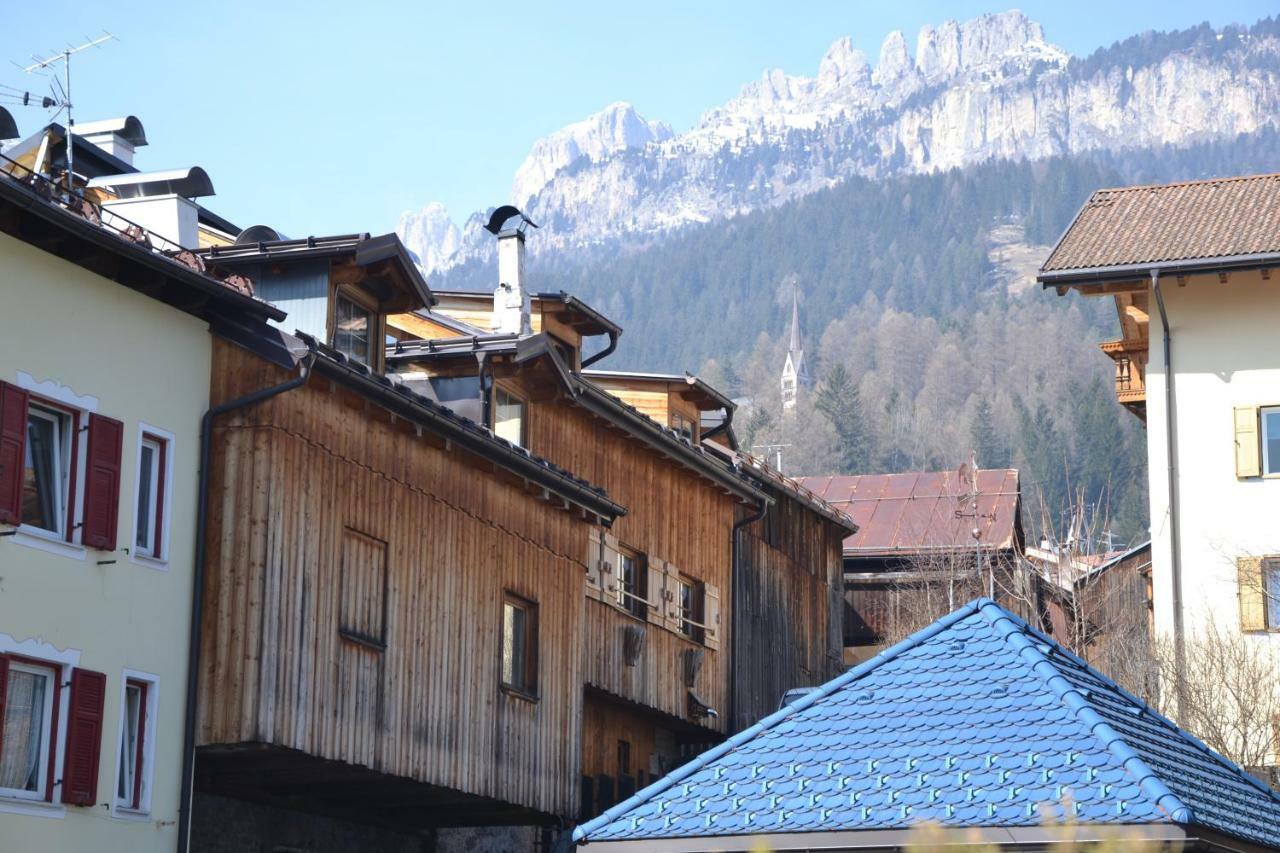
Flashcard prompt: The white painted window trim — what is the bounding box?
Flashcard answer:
[4,371,94,554]
[110,668,159,819]
[0,659,57,802]
[129,423,175,571]
[0,633,79,820]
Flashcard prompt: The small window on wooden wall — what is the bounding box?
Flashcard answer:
[501,592,538,698]
[339,528,388,650]
[493,386,527,448]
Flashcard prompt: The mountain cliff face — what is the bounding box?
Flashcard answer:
[399,12,1280,273]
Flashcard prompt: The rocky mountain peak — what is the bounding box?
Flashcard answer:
[817,36,872,91]
[510,101,672,206]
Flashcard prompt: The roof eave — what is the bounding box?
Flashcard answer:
[1039,251,1280,287]
[573,822,1190,851]
[0,173,283,323]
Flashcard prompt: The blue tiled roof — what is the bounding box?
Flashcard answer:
[574,599,1280,847]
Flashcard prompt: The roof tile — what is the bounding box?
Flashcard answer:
[574,599,1280,848]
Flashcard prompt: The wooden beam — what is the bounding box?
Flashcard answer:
[1123,305,1149,326]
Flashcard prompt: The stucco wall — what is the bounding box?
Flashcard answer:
[1146,268,1280,644]
[0,231,211,851]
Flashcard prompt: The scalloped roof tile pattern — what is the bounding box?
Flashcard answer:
[574,599,1280,847]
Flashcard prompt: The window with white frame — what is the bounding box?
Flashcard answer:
[493,387,527,448]
[1263,407,1280,476]
[674,574,704,643]
[0,659,57,800]
[116,678,150,811]
[22,402,74,537]
[134,434,167,559]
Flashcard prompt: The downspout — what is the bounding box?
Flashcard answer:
[177,347,316,853]
[580,330,618,369]
[1151,270,1186,676]
[701,406,734,443]
[729,495,768,732]
[478,352,493,428]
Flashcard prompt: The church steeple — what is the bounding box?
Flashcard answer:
[780,284,810,411]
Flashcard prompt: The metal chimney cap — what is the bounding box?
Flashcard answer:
[72,116,147,146]
[0,107,17,141]
[87,166,214,199]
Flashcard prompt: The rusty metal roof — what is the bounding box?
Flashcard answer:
[1039,173,1280,278]
[794,469,1020,556]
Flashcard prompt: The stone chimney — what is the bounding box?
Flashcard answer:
[493,227,532,336]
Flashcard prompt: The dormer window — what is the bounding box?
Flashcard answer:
[333,291,374,366]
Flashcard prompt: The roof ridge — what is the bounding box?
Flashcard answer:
[978,602,1193,825]
[1091,171,1280,196]
[572,599,991,842]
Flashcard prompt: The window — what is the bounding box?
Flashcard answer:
[0,659,57,800]
[116,679,148,810]
[615,548,647,619]
[1267,558,1280,630]
[675,576,704,643]
[1264,407,1280,476]
[134,435,167,559]
[333,292,373,366]
[338,529,388,650]
[23,403,73,536]
[494,387,527,447]
[671,412,698,444]
[500,593,538,697]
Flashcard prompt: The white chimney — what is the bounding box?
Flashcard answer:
[89,167,214,251]
[493,229,532,335]
[72,116,147,167]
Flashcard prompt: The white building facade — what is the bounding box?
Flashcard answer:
[0,123,279,851]
[1040,174,1280,670]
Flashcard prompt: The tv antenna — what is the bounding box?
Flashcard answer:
[20,32,116,191]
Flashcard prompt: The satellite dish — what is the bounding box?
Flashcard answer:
[482,204,539,236]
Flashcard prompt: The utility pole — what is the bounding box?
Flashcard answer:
[23,33,115,192]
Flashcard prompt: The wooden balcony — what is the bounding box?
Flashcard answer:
[1099,339,1146,421]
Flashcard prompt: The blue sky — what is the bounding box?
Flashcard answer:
[1,2,1274,236]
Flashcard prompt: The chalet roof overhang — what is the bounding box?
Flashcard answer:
[432,288,621,338]
[1039,251,1280,294]
[388,335,769,505]
[572,822,1197,852]
[290,332,625,524]
[201,232,435,312]
[0,165,284,324]
[582,369,736,413]
[702,442,856,531]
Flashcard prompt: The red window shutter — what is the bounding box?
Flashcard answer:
[0,656,9,759]
[0,382,30,524]
[82,414,124,550]
[61,668,106,806]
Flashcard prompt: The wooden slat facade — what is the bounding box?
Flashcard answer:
[732,492,847,731]
[198,338,594,820]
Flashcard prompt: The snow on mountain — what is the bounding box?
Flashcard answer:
[511,101,673,208]
[399,10,1280,273]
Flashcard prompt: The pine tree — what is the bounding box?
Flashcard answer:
[815,364,868,473]
[971,396,1008,469]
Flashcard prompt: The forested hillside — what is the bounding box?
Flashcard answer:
[438,128,1280,546]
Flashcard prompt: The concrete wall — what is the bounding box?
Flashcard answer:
[0,231,211,851]
[1146,268,1280,644]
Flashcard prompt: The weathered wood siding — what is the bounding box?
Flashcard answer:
[199,339,589,818]
[732,493,846,731]
[525,397,737,734]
